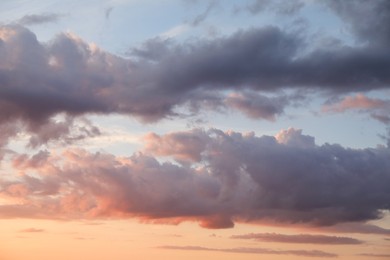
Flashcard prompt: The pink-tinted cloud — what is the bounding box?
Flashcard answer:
[231,232,363,244]
[322,94,390,124]
[1,128,390,229]
[19,228,45,233]
[323,94,387,113]
[275,128,315,148]
[143,129,211,163]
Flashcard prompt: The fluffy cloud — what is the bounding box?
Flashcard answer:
[0,1,390,229]
[1,128,389,229]
[0,0,389,146]
[1,0,390,127]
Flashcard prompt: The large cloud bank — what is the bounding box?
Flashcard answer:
[0,0,390,229]
[1,128,389,228]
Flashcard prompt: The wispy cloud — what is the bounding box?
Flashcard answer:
[243,0,305,15]
[104,7,114,20]
[231,232,363,244]
[317,223,390,236]
[189,0,218,26]
[358,253,390,258]
[16,13,64,26]
[159,245,337,258]
[19,228,45,233]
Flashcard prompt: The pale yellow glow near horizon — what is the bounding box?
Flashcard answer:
[1,218,389,260]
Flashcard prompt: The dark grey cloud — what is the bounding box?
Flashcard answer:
[231,232,363,244]
[17,13,63,26]
[27,116,101,148]
[159,245,337,257]
[130,26,390,97]
[225,91,288,120]
[1,128,390,229]
[326,0,390,47]
[1,1,390,128]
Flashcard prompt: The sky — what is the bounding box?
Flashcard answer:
[0,0,390,259]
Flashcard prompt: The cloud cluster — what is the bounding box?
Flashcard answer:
[0,1,390,235]
[1,0,390,123]
[1,128,389,228]
[0,0,389,147]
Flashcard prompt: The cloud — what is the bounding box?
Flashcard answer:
[105,7,114,20]
[225,92,287,120]
[143,129,211,164]
[322,94,390,124]
[322,94,389,113]
[0,1,389,132]
[245,0,305,15]
[190,0,218,26]
[16,13,63,26]
[231,232,363,244]
[19,228,45,233]
[159,245,337,258]
[1,128,389,229]
[318,223,390,236]
[326,0,390,47]
[358,253,390,258]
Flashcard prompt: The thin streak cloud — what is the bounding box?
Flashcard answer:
[231,232,363,244]
[159,245,337,258]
